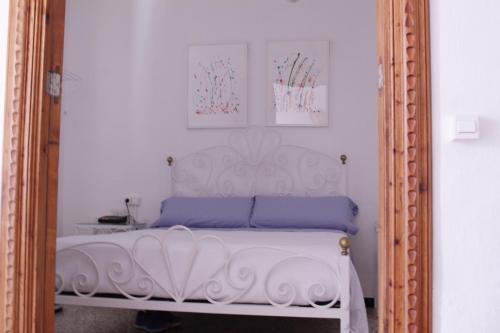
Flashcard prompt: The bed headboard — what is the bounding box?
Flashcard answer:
[169,128,347,197]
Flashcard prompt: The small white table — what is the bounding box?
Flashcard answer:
[74,223,148,235]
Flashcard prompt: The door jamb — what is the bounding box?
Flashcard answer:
[0,0,432,332]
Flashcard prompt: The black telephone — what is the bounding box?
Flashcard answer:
[97,215,128,224]
[97,198,132,224]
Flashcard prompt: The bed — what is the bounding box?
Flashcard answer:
[55,128,369,333]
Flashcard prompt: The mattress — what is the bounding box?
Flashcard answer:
[56,228,368,332]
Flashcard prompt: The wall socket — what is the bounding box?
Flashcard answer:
[126,195,142,206]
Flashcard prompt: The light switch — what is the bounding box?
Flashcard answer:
[456,120,476,133]
[451,115,479,140]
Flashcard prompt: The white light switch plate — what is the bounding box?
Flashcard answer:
[451,115,479,140]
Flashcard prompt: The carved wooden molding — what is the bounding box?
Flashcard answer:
[0,0,432,332]
[378,0,432,332]
[1,1,27,332]
[1,0,65,332]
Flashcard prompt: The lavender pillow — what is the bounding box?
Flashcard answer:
[250,196,359,234]
[153,197,254,228]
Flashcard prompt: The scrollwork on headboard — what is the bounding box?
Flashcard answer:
[171,128,347,197]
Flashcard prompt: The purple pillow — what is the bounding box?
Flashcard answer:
[250,196,359,234]
[153,197,254,228]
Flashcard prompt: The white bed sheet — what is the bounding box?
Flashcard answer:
[56,228,368,332]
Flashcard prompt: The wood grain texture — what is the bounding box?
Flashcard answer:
[378,0,432,332]
[0,0,66,332]
[43,0,66,332]
[1,1,28,332]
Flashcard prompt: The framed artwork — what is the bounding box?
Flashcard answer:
[267,41,330,127]
[188,44,247,128]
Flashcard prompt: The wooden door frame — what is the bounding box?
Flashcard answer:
[0,0,432,332]
[377,1,432,332]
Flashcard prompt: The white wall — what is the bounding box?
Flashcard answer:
[431,0,500,332]
[58,0,378,297]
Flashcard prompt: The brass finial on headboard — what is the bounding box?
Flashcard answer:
[339,237,350,256]
[166,156,174,167]
[340,154,347,165]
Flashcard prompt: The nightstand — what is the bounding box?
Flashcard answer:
[74,223,148,235]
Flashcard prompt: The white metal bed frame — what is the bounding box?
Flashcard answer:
[55,128,353,332]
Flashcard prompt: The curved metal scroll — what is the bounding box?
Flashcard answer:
[56,226,344,308]
[171,128,347,197]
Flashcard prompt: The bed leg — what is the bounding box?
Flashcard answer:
[339,237,351,333]
[341,317,350,333]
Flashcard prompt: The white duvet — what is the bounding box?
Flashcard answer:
[56,228,368,332]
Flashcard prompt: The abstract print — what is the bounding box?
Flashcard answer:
[192,57,240,115]
[272,52,321,114]
[188,44,247,128]
[268,41,329,127]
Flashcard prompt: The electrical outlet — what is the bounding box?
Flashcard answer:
[126,195,142,207]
